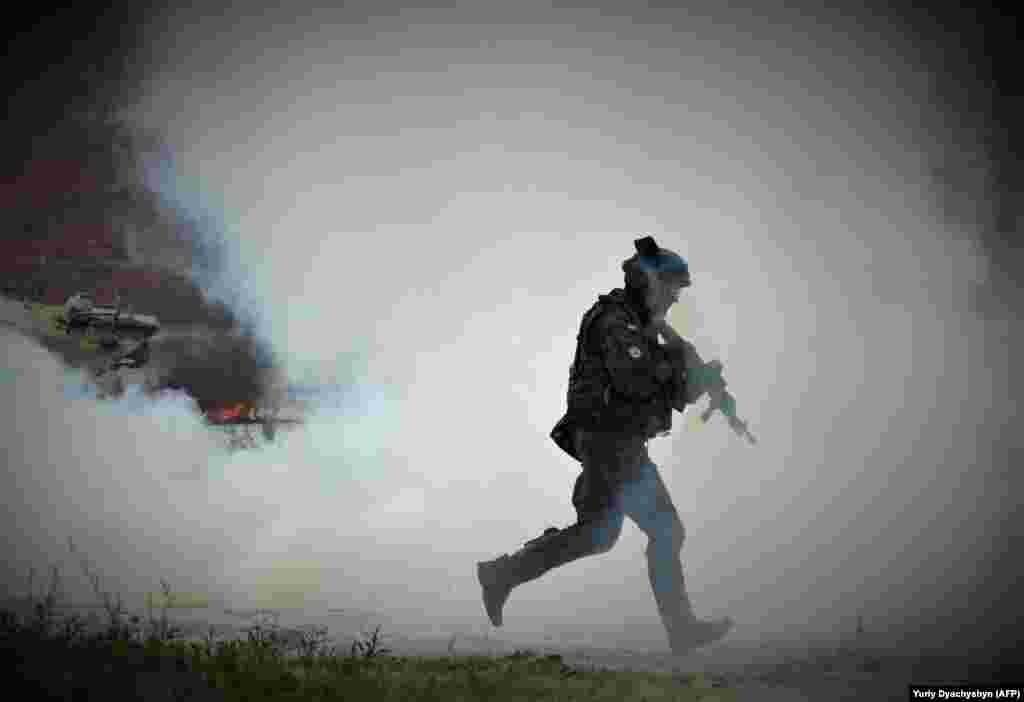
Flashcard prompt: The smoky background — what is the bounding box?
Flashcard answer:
[2,0,1020,665]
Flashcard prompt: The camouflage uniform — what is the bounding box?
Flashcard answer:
[479,281,730,654]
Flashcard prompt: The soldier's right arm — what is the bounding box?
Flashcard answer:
[591,310,669,400]
[655,322,720,410]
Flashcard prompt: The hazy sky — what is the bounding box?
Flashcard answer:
[4,0,1018,655]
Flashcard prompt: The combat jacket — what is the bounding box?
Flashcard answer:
[550,288,688,461]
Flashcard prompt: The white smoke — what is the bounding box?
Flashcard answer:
[0,327,431,622]
[4,0,1019,659]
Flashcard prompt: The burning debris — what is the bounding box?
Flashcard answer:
[153,331,274,410]
[60,291,160,336]
[206,403,256,423]
[2,94,286,445]
[200,399,304,450]
[55,291,160,373]
[4,287,300,450]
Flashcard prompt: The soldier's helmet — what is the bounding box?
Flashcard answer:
[622,235,691,290]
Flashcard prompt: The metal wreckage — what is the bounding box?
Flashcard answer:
[58,291,159,370]
[52,290,303,450]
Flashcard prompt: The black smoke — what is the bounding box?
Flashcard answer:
[150,332,278,412]
[2,2,282,414]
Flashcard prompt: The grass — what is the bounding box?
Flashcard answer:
[2,540,736,701]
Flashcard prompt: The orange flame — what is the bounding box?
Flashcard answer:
[207,403,255,423]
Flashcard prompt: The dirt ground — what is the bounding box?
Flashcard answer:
[4,594,1018,702]
[388,629,1018,702]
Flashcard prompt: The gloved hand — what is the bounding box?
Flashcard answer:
[696,360,727,394]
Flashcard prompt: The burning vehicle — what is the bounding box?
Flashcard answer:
[59,292,160,341]
[49,292,161,376]
[200,400,303,450]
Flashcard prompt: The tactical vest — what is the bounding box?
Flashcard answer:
[550,288,674,460]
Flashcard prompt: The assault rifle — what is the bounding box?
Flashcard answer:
[692,360,758,445]
[656,322,758,445]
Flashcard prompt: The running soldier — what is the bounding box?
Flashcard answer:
[477,235,735,655]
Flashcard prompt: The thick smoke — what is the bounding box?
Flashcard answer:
[1,326,407,621]
[2,105,283,413]
[3,3,283,415]
[5,0,1021,670]
[149,330,276,411]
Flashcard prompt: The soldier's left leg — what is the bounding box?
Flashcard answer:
[477,432,631,627]
[618,458,695,642]
[477,505,626,626]
[622,457,733,654]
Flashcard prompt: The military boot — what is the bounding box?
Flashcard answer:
[477,528,560,627]
[647,555,733,655]
[667,616,734,655]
